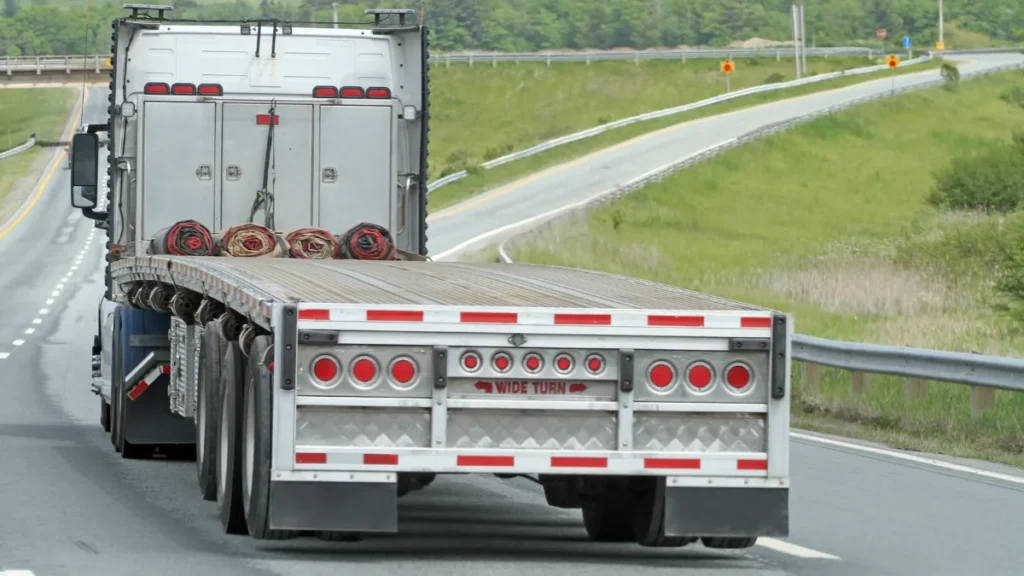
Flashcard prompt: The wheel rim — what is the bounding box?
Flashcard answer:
[242,379,255,516]
[217,389,229,502]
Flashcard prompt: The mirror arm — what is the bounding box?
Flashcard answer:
[82,208,108,222]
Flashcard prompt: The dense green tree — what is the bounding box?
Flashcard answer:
[0,0,1021,56]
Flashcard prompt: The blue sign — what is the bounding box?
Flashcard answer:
[902,36,912,49]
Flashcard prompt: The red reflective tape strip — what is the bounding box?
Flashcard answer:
[363,454,399,466]
[648,315,704,327]
[460,312,518,324]
[644,458,701,470]
[295,452,327,464]
[457,455,514,467]
[255,114,280,125]
[127,381,149,401]
[160,365,171,374]
[366,310,424,322]
[737,459,768,471]
[298,309,331,321]
[741,317,772,329]
[553,314,611,326]
[551,456,607,468]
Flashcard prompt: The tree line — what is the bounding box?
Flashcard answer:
[1,0,1021,57]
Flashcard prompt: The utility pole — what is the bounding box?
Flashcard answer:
[799,4,807,77]
[332,2,338,29]
[938,0,944,48]
[792,4,802,79]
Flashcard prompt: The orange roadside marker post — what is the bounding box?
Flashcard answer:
[721,59,735,93]
[886,54,900,93]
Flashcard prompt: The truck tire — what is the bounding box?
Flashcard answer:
[582,487,636,542]
[217,342,248,535]
[701,537,758,549]
[196,323,226,501]
[110,307,123,452]
[240,336,296,540]
[632,478,694,548]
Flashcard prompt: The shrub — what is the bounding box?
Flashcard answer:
[940,62,960,92]
[927,133,1024,213]
[763,72,786,85]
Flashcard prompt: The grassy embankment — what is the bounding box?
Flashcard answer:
[508,69,1024,468]
[426,56,944,211]
[0,88,78,209]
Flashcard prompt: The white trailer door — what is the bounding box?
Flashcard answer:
[141,101,216,237]
[317,105,393,233]
[221,103,314,231]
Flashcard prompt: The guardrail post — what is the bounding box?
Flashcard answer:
[445,54,450,69]
[776,50,781,61]
[469,54,474,67]
[634,53,640,66]
[970,387,996,418]
[851,372,870,396]
[801,362,821,395]
[492,54,497,68]
[905,377,928,403]
[586,54,591,66]
[546,54,551,68]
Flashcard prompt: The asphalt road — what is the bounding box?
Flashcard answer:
[2,55,1024,576]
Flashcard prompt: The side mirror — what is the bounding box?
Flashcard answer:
[70,132,99,209]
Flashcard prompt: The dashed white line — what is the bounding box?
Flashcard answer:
[51,291,59,297]
[12,340,25,347]
[0,353,10,360]
[757,538,841,560]
[31,319,41,325]
[39,308,49,315]
[0,569,38,575]
[24,328,35,335]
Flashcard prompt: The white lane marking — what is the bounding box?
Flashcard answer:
[757,537,841,560]
[12,340,25,347]
[24,328,35,335]
[0,353,10,360]
[1,570,38,575]
[32,319,41,325]
[792,432,1024,487]
[39,309,49,315]
[45,299,54,305]
[51,291,59,297]
[70,266,78,271]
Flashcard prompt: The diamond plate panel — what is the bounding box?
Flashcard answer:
[447,410,616,451]
[168,318,189,416]
[633,414,766,453]
[296,407,430,448]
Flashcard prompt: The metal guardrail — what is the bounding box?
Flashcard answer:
[492,59,1024,400]
[426,53,934,193]
[0,133,36,161]
[2,46,886,73]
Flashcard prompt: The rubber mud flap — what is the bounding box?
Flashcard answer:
[217,342,248,535]
[196,323,226,501]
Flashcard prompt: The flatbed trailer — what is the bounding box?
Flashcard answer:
[70,4,792,549]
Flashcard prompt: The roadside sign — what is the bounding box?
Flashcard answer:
[936,40,945,50]
[902,36,912,49]
[886,54,900,69]
[720,59,735,74]
[877,28,887,40]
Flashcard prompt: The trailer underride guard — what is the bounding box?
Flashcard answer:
[69,4,792,548]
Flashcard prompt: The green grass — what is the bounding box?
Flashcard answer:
[508,69,1024,468]
[0,88,77,204]
[427,57,943,212]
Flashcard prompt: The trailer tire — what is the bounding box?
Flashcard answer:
[217,342,248,535]
[632,478,695,548]
[701,537,758,550]
[196,323,226,502]
[241,336,296,540]
[582,487,636,542]
[100,398,111,433]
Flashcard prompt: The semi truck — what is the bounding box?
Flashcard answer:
[69,4,792,547]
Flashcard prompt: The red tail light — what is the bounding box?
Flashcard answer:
[523,353,543,373]
[341,86,365,98]
[461,351,481,372]
[144,82,170,95]
[313,85,339,98]
[648,361,676,389]
[171,83,196,95]
[725,363,752,390]
[351,357,379,385]
[492,352,512,373]
[685,362,714,390]
[554,354,574,373]
[389,357,417,386]
[198,83,223,96]
[311,355,340,386]
[585,354,605,375]
[366,87,391,99]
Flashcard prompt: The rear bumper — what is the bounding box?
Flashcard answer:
[664,486,789,538]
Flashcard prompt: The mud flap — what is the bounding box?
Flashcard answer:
[663,487,789,538]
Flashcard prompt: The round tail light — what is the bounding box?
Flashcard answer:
[311,355,341,388]
[648,361,675,389]
[725,363,752,390]
[492,352,512,373]
[461,352,481,372]
[585,354,605,375]
[523,353,543,373]
[685,362,714,391]
[389,357,418,387]
[554,353,574,373]
[351,356,379,387]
